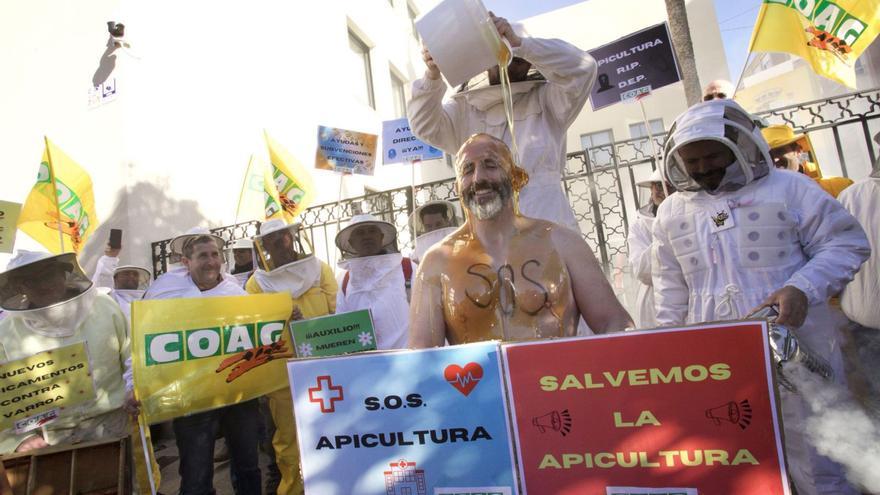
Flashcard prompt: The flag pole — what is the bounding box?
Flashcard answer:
[233,154,255,226]
[638,96,669,198]
[43,136,66,252]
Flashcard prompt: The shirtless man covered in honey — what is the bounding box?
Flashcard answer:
[408,133,633,347]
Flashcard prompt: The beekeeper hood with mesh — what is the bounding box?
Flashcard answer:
[663,99,771,195]
[0,251,96,337]
[252,219,321,298]
[410,201,461,264]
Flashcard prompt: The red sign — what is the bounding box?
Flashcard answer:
[502,322,790,495]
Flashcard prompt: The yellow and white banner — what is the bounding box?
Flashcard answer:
[264,131,316,220]
[0,342,95,432]
[130,293,293,424]
[17,138,98,253]
[748,0,880,88]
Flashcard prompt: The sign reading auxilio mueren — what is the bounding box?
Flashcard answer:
[587,22,682,111]
[502,322,789,495]
[289,341,518,495]
[0,342,95,433]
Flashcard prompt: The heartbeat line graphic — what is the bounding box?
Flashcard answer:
[449,372,479,387]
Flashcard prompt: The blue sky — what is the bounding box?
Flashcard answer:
[483,0,763,83]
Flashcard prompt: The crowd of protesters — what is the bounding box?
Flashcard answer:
[1,11,877,495]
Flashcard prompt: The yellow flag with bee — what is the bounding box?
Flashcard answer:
[748,0,880,88]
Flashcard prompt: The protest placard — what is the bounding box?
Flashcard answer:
[289,341,518,495]
[315,125,378,175]
[502,322,789,495]
[290,309,376,357]
[130,293,292,424]
[0,200,22,254]
[0,342,95,433]
[588,23,681,111]
[382,118,443,164]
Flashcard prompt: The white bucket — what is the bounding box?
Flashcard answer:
[415,0,510,88]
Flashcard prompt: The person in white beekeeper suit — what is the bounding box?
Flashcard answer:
[652,99,870,495]
[146,229,236,299]
[410,200,461,265]
[408,12,596,232]
[226,237,255,288]
[143,234,263,494]
[91,242,151,321]
[838,139,880,413]
[0,251,131,454]
[626,168,672,329]
[336,213,410,350]
[165,226,217,274]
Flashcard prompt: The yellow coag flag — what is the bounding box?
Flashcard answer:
[263,164,287,222]
[748,0,880,88]
[18,138,98,253]
[264,131,315,220]
[130,293,293,424]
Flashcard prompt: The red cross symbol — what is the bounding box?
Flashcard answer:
[308,375,344,413]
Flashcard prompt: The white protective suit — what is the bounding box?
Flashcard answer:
[407,37,597,232]
[337,253,409,350]
[627,204,657,329]
[838,177,880,330]
[91,255,147,321]
[0,292,129,453]
[143,269,245,300]
[653,100,869,495]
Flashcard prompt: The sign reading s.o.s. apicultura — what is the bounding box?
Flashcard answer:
[289,341,518,495]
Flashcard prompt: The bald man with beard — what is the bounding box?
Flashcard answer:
[408,133,632,347]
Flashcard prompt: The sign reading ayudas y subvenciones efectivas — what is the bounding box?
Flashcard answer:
[0,342,95,433]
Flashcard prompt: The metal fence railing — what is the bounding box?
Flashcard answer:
[152,87,880,311]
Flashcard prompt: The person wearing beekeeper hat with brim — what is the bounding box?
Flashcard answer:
[0,250,131,454]
[626,168,673,329]
[245,218,337,495]
[652,99,869,495]
[226,237,255,288]
[336,213,411,351]
[409,200,461,265]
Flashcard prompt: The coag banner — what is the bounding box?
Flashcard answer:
[0,342,95,433]
[315,125,378,175]
[502,322,789,495]
[289,341,518,495]
[290,309,377,357]
[588,23,681,111]
[382,118,443,164]
[131,293,293,424]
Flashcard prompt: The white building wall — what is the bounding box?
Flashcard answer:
[0,0,441,272]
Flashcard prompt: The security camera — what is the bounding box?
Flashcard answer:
[107,21,125,38]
